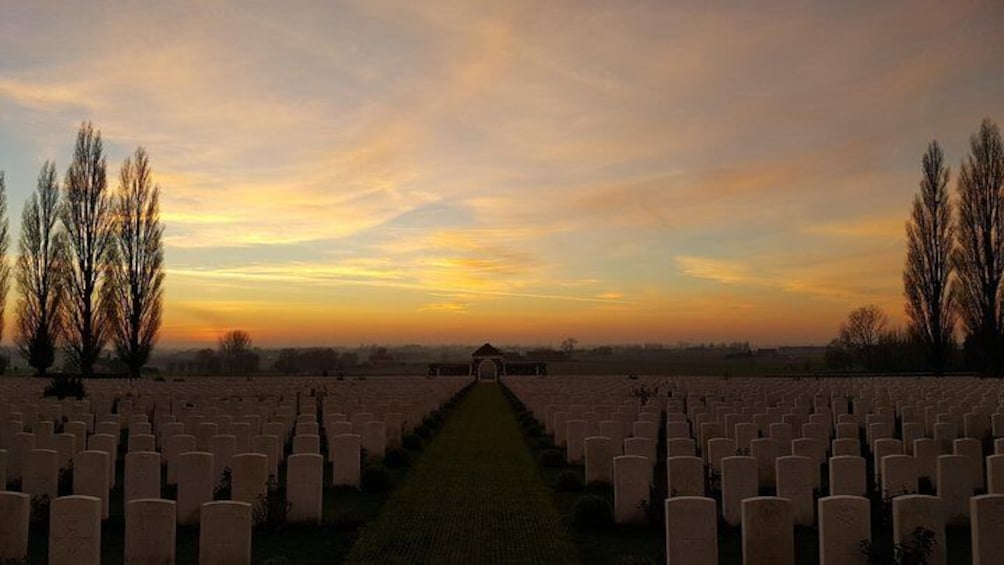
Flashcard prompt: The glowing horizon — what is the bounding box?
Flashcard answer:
[1,1,1002,348]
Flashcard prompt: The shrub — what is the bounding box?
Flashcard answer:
[30,495,50,524]
[384,448,410,468]
[253,475,290,531]
[525,424,543,438]
[572,495,614,531]
[416,424,431,438]
[532,437,553,450]
[361,467,391,493]
[153,375,166,382]
[539,449,565,468]
[42,375,86,400]
[57,464,74,496]
[585,481,612,494]
[214,467,232,500]
[555,470,584,492]
[402,434,421,450]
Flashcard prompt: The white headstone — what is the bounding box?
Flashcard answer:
[818,495,870,565]
[742,496,794,565]
[199,501,252,565]
[665,496,717,565]
[125,498,176,565]
[49,495,102,565]
[286,453,323,524]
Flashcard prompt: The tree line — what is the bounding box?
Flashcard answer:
[0,122,164,380]
[828,117,1004,376]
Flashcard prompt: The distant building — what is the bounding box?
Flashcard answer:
[428,343,547,379]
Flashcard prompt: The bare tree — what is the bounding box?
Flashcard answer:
[953,118,1004,373]
[219,329,255,379]
[0,172,12,359]
[904,141,955,375]
[61,122,114,377]
[839,305,889,368]
[16,162,67,375]
[560,337,578,358]
[107,148,164,381]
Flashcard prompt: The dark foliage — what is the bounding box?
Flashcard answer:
[384,448,411,468]
[402,434,421,450]
[539,449,565,467]
[42,375,86,399]
[555,470,584,492]
[360,466,392,493]
[572,495,615,531]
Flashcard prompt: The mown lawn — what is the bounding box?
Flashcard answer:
[346,383,578,564]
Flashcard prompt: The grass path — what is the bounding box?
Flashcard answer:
[346,383,578,564]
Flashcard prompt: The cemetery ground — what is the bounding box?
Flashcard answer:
[4,373,1004,564]
[13,379,473,564]
[346,383,577,564]
[504,376,989,565]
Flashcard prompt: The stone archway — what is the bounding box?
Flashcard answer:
[477,359,498,380]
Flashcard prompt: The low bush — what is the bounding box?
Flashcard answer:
[539,449,565,467]
[384,448,411,468]
[361,466,391,493]
[555,470,583,492]
[42,375,86,400]
[402,434,422,450]
[416,424,432,438]
[572,495,614,531]
[214,467,232,500]
[253,475,290,531]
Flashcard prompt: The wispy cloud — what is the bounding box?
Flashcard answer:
[1,0,1001,344]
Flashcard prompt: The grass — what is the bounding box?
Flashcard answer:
[345,382,578,564]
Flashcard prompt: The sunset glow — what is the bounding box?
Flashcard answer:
[1,1,1002,346]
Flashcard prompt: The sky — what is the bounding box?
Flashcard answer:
[1,1,1003,348]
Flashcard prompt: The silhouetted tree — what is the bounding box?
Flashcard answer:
[904,141,955,375]
[824,338,853,370]
[0,172,12,369]
[560,337,578,358]
[61,122,114,377]
[953,118,1004,374]
[107,148,165,381]
[194,348,221,375]
[16,162,67,376]
[219,329,255,379]
[839,305,889,369]
[275,348,299,374]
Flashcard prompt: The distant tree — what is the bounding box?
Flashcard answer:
[275,348,299,374]
[194,348,221,375]
[16,162,67,376]
[61,122,114,377]
[904,141,955,375]
[560,337,578,358]
[824,338,853,370]
[0,172,12,370]
[953,118,1004,374]
[839,305,889,369]
[219,329,255,379]
[107,148,165,381]
[871,328,924,373]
